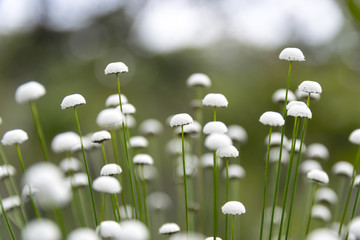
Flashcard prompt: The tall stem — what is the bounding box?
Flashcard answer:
[101,143,108,165]
[55,208,66,238]
[72,187,85,226]
[141,166,150,227]
[181,126,189,233]
[114,194,122,222]
[15,144,25,173]
[73,107,98,226]
[232,215,235,240]
[213,107,218,240]
[111,194,119,221]
[345,185,360,240]
[305,183,318,236]
[0,195,15,240]
[259,126,273,240]
[29,189,40,219]
[225,158,229,240]
[29,101,49,161]
[269,61,292,240]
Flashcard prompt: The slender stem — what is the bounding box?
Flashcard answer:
[305,183,318,236]
[141,166,150,227]
[259,126,273,240]
[72,187,86,226]
[111,194,118,221]
[29,189,40,218]
[100,194,106,222]
[345,185,360,240]
[232,215,235,240]
[101,143,108,165]
[55,208,66,238]
[181,126,189,233]
[269,61,292,240]
[214,107,217,121]
[0,196,15,240]
[213,149,218,240]
[114,194,122,223]
[225,158,229,240]
[29,101,49,161]
[73,107,98,226]
[15,144,25,173]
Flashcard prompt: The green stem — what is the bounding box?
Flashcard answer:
[55,208,66,238]
[345,184,360,240]
[114,194,122,222]
[15,144,25,173]
[213,149,218,240]
[29,189,40,218]
[29,101,49,162]
[232,215,235,240]
[181,126,189,233]
[214,107,217,121]
[141,166,150,227]
[225,158,229,240]
[73,187,86,227]
[259,126,273,240]
[100,194,106,222]
[305,183,318,236]
[0,196,15,240]
[269,61,292,240]
[101,143,108,165]
[110,194,118,221]
[73,107,98,226]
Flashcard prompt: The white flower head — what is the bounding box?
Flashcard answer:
[0,164,16,180]
[203,121,228,135]
[349,129,360,145]
[133,154,154,165]
[97,221,122,238]
[300,160,323,175]
[91,131,111,143]
[1,129,28,146]
[279,47,305,61]
[221,201,246,215]
[295,89,320,102]
[272,89,296,104]
[265,133,289,147]
[105,94,128,107]
[21,184,39,202]
[269,147,290,164]
[2,196,21,212]
[224,164,245,179]
[202,93,228,108]
[96,108,123,129]
[287,104,312,119]
[217,145,239,158]
[104,62,128,74]
[201,153,222,169]
[170,113,193,127]
[67,228,99,240]
[178,121,202,135]
[349,217,360,239]
[100,164,122,176]
[298,81,322,94]
[307,143,329,161]
[315,188,337,205]
[15,81,46,104]
[22,219,61,240]
[159,223,180,235]
[227,125,248,144]
[59,157,81,173]
[137,165,158,181]
[186,73,211,88]
[307,169,329,185]
[51,132,80,153]
[119,103,136,115]
[286,101,307,111]
[332,161,353,178]
[130,136,149,149]
[92,176,121,194]
[68,173,88,188]
[148,192,172,211]
[118,220,149,240]
[205,133,232,151]
[311,204,331,222]
[139,119,163,136]
[61,94,86,109]
[306,228,338,240]
[259,111,285,127]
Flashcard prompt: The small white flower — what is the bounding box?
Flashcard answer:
[51,132,80,153]
[1,129,28,146]
[265,133,289,147]
[204,133,232,151]
[166,138,191,155]
[68,173,88,188]
[139,119,163,136]
[332,161,353,178]
[96,108,123,129]
[22,219,61,240]
[300,160,323,175]
[202,93,228,108]
[133,154,154,165]
[203,121,228,134]
[227,125,247,144]
[91,131,111,143]
[130,136,149,149]
[137,165,158,181]
[315,188,337,205]
[118,220,149,240]
[105,94,128,107]
[159,223,180,235]
[306,228,338,240]
[0,164,16,180]
[307,143,329,161]
[2,196,21,212]
[311,204,331,222]
[178,121,202,135]
[104,62,128,74]
[186,73,211,88]
[259,111,285,127]
[67,228,99,240]
[224,164,245,179]
[147,192,172,211]
[286,101,307,110]
[349,129,360,145]
[291,139,307,153]
[221,201,246,215]
[100,164,122,176]
[21,184,39,202]
[272,89,296,104]
[15,81,46,104]
[295,89,320,102]
[307,169,329,185]
[269,147,290,164]
[298,81,322,94]
[217,145,239,158]
[118,103,136,115]
[279,47,305,61]
[201,153,222,169]
[97,221,122,238]
[92,176,121,194]
[61,94,86,109]
[125,115,136,128]
[205,237,222,240]
[287,104,312,119]
[59,157,81,173]
[170,113,193,127]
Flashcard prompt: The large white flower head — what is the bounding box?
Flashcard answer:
[203,121,228,135]
[120,103,136,115]
[226,164,246,179]
[307,143,329,161]
[0,164,16,180]
[61,94,86,109]
[133,154,154,165]
[91,131,111,143]
[22,218,61,240]
[287,104,312,119]
[186,73,211,88]
[269,147,290,164]
[179,121,202,135]
[2,196,21,212]
[67,228,99,240]
[349,129,360,145]
[105,94,128,107]
[279,47,305,61]
[104,62,128,74]
[221,201,246,215]
[96,108,123,129]
[286,101,307,110]
[159,223,180,235]
[130,136,149,149]
[139,119,163,136]
[296,89,320,102]
[93,176,121,194]
[202,93,228,108]
[1,129,28,146]
[311,204,331,222]
[68,173,88,188]
[332,161,353,178]
[97,221,122,238]
[315,188,337,205]
[217,145,239,158]
[15,81,46,104]
[300,160,323,175]
[272,89,296,104]
[118,220,149,240]
[307,169,329,185]
[170,113,193,127]
[100,164,122,176]
[51,132,80,153]
[259,111,284,127]
[306,228,338,240]
[59,157,81,173]
[201,153,222,169]
[349,217,360,239]
[205,133,232,151]
[298,81,322,94]
[227,125,247,144]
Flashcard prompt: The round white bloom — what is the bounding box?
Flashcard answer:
[97,221,122,238]
[300,160,323,175]
[349,129,360,145]
[119,205,134,220]
[298,81,322,94]
[139,119,163,136]
[265,133,289,147]
[224,164,245,179]
[104,62,128,74]
[100,164,122,176]
[2,196,21,212]
[217,145,239,158]
[286,101,307,110]
[118,220,149,240]
[179,121,202,135]
[332,161,353,178]
[166,138,191,155]
[307,169,329,185]
[272,89,296,104]
[119,103,136,115]
[51,132,80,153]
[202,93,228,108]
[59,157,81,173]
[68,173,88,188]
[307,143,329,161]
[170,113,193,127]
[1,129,28,146]
[130,136,148,149]
[279,48,305,61]
[67,228,99,240]
[138,165,158,181]
[287,104,312,119]
[201,153,222,169]
[311,204,331,222]
[269,147,290,164]
[186,73,211,88]
[0,164,16,180]
[61,94,86,109]
[306,228,338,240]
[227,125,247,144]
[133,154,154,165]
[93,176,121,194]
[21,184,39,202]
[159,223,180,235]
[147,192,172,211]
[96,108,123,129]
[349,217,360,238]
[203,121,228,134]
[354,175,360,187]
[125,115,136,128]
[91,131,111,143]
[105,94,128,107]
[259,111,285,127]
[22,219,61,240]
[15,81,46,104]
[221,201,246,215]
[315,188,337,205]
[205,133,232,151]
[295,89,320,102]
[292,139,307,153]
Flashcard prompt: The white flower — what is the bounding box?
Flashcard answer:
[15,81,46,104]
[272,89,296,104]
[332,161,353,178]
[133,154,154,165]
[205,133,232,151]
[300,160,323,175]
[286,101,307,110]
[307,143,329,161]
[279,48,305,61]
[166,138,190,155]
[137,165,158,181]
[59,157,81,173]
[68,173,88,188]
[306,228,338,240]
[104,62,128,74]
[315,188,337,205]
[307,169,329,185]
[100,164,122,176]
[97,221,122,238]
[259,111,285,127]
[298,81,322,94]
[202,93,228,108]
[265,133,289,147]
[311,204,331,222]
[139,119,163,136]
[120,103,136,115]
[96,109,123,129]
[22,219,61,240]
[92,176,121,194]
[61,94,86,109]
[118,220,149,240]
[147,192,172,211]
[203,121,228,134]
[170,113,193,127]
[67,228,99,240]
[224,164,245,179]
[292,139,307,153]
[159,223,180,235]
[349,129,360,145]
[269,147,290,164]
[201,153,222,169]
[2,196,21,212]
[21,184,39,202]
[287,104,312,119]
[91,131,111,143]
[178,121,202,135]
[125,115,136,128]
[295,89,320,101]
[221,201,246,215]
[349,217,360,239]
[51,132,80,153]
[217,145,239,158]
[130,136,148,149]
[227,125,247,144]
[105,94,128,107]
[186,73,211,88]
[0,164,16,180]
[1,129,28,146]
